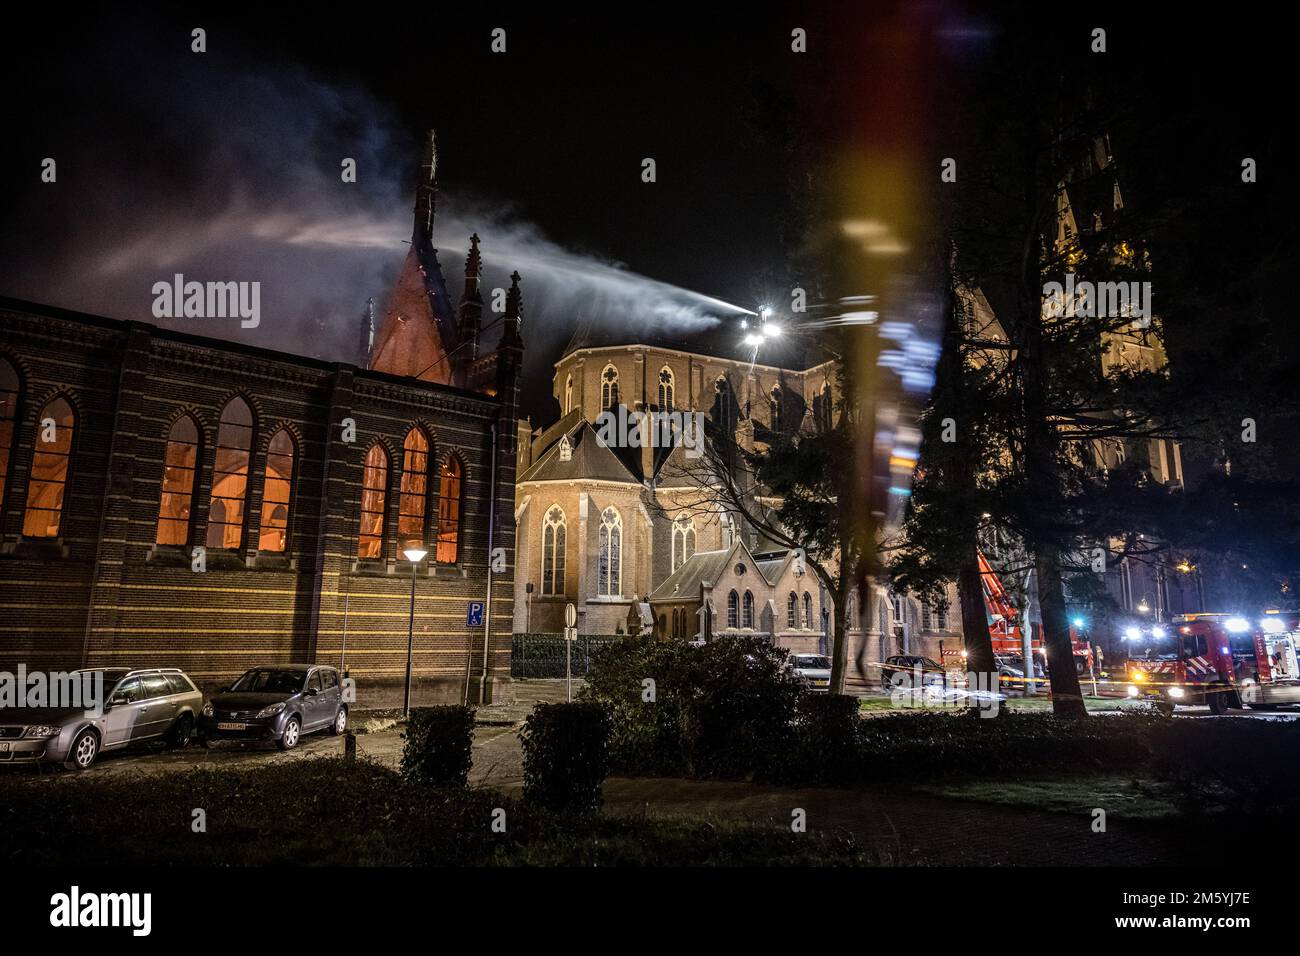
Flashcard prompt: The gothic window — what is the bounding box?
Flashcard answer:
[846,590,858,630]
[257,428,296,553]
[787,592,798,629]
[726,589,739,629]
[564,374,573,415]
[601,364,620,411]
[0,358,18,512]
[769,385,782,432]
[598,506,622,596]
[818,382,832,431]
[435,455,464,564]
[804,592,813,630]
[671,514,695,572]
[542,505,566,595]
[357,444,389,559]
[205,397,253,549]
[155,415,200,546]
[398,426,431,549]
[658,366,674,412]
[742,590,755,629]
[23,395,76,538]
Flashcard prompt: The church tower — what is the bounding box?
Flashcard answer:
[369,130,459,385]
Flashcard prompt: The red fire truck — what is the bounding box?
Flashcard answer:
[977,550,1093,675]
[1125,611,1300,714]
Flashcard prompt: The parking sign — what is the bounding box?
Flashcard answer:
[467,601,485,627]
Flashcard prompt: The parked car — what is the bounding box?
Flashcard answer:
[0,667,202,771]
[880,655,946,691]
[994,654,1043,681]
[790,653,832,692]
[198,664,346,750]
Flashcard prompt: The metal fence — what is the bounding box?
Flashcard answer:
[511,633,621,678]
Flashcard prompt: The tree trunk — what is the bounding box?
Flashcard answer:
[957,539,996,677]
[829,584,849,695]
[1035,549,1086,717]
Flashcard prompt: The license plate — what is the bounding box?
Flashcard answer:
[217,722,247,731]
[0,742,9,752]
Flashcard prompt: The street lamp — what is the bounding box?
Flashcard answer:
[402,545,428,717]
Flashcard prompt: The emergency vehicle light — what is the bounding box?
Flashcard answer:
[1260,618,1285,634]
[1225,617,1250,633]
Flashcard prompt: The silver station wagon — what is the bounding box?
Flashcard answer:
[0,667,203,770]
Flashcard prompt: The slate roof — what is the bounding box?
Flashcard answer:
[518,419,640,484]
[648,546,737,603]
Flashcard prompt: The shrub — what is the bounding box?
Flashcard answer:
[781,693,864,785]
[582,635,805,778]
[399,705,475,787]
[521,701,612,813]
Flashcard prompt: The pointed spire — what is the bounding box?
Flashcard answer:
[500,270,523,348]
[413,130,437,246]
[357,296,375,367]
[455,234,484,373]
[463,233,482,300]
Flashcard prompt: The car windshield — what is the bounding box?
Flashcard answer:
[1129,637,1178,662]
[918,658,941,670]
[231,670,305,694]
[794,656,831,669]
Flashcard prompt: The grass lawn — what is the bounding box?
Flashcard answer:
[1,758,874,866]
[909,772,1199,821]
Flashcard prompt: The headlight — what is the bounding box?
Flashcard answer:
[1131,671,1146,682]
[24,725,60,738]
[1167,686,1185,699]
[202,702,214,717]
[1225,617,1250,633]
[1126,685,1139,697]
[255,702,286,719]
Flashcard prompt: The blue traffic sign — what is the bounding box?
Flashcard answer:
[467,601,485,627]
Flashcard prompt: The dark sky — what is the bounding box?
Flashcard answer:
[1,3,1294,422]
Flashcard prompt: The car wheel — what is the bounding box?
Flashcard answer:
[278,716,301,750]
[168,714,194,749]
[328,706,347,736]
[1208,688,1228,715]
[65,728,99,771]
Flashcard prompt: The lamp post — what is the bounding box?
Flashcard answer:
[402,546,428,717]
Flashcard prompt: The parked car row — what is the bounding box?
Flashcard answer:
[0,664,347,770]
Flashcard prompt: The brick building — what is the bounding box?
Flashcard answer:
[0,133,523,703]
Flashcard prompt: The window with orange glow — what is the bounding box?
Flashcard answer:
[257,428,295,552]
[357,444,388,559]
[435,455,463,564]
[0,359,18,512]
[22,396,75,538]
[398,426,430,549]
[155,415,200,545]
[206,397,254,549]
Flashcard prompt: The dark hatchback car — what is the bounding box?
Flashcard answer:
[198,664,346,750]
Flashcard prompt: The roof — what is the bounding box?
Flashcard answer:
[518,419,640,484]
[649,546,737,603]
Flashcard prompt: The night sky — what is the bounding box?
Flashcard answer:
[1,4,1294,422]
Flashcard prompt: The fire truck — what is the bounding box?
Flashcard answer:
[1125,611,1300,714]
[977,550,1093,675]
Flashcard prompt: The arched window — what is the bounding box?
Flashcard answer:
[205,397,253,549]
[601,364,620,411]
[742,590,755,629]
[804,592,814,630]
[357,444,388,559]
[0,358,18,511]
[727,590,739,628]
[398,426,430,549]
[671,514,695,572]
[720,511,736,549]
[542,505,566,595]
[598,506,622,596]
[564,374,573,415]
[787,592,798,629]
[846,590,858,630]
[658,366,674,412]
[818,381,833,431]
[155,415,200,546]
[257,428,296,553]
[23,396,76,538]
[435,455,463,564]
[769,385,782,432]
